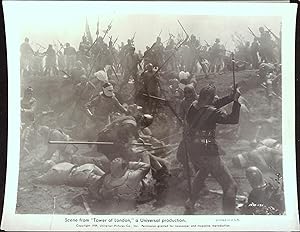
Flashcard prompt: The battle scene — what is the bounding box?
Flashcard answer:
[17,14,284,216]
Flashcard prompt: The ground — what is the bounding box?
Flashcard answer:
[16,69,282,215]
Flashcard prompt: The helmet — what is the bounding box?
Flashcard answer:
[198,84,216,99]
[141,114,153,128]
[215,38,220,43]
[245,166,267,189]
[145,63,153,71]
[102,82,114,97]
[259,26,264,32]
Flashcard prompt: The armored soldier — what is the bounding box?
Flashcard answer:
[184,84,241,214]
[96,112,170,207]
[85,83,127,136]
[242,166,285,215]
[89,157,152,207]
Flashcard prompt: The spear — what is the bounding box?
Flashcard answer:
[49,140,152,146]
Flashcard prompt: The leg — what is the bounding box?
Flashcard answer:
[210,156,237,215]
[185,156,210,213]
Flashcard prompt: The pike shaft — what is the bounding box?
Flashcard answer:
[49,141,152,146]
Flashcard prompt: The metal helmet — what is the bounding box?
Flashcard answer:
[141,114,154,128]
[145,63,153,71]
[245,166,267,189]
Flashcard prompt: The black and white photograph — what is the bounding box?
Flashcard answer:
[1,1,298,231]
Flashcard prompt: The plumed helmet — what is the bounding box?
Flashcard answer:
[141,114,154,128]
[245,166,267,189]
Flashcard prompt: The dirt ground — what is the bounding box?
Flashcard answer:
[16,69,282,215]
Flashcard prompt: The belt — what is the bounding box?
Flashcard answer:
[190,130,215,138]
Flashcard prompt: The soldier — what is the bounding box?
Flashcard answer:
[37,125,75,163]
[33,160,105,187]
[89,157,152,208]
[64,43,77,73]
[20,37,34,77]
[96,114,170,207]
[184,84,241,214]
[250,38,260,69]
[165,38,177,72]
[143,46,155,69]
[70,60,86,84]
[85,82,127,138]
[78,35,91,69]
[21,86,37,126]
[258,27,276,63]
[186,34,200,74]
[121,46,140,88]
[178,85,197,121]
[232,139,282,173]
[44,44,58,76]
[209,38,224,74]
[141,63,161,114]
[151,37,164,68]
[242,166,284,215]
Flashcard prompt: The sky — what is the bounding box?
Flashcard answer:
[10,2,281,52]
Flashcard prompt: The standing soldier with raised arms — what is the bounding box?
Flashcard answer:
[184,84,241,214]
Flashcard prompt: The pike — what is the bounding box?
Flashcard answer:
[158,29,162,37]
[135,143,179,154]
[56,40,65,55]
[142,94,167,102]
[260,83,282,100]
[231,52,236,92]
[60,70,97,89]
[49,140,152,146]
[264,25,280,42]
[86,20,112,55]
[131,32,136,43]
[248,27,259,39]
[148,19,193,203]
[113,36,119,46]
[204,40,210,47]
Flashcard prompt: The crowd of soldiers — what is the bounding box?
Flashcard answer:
[19,24,284,215]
